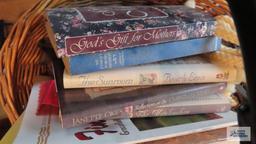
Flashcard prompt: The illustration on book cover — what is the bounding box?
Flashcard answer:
[74,119,130,141]
[71,113,222,141]
[139,73,158,85]
[72,113,222,141]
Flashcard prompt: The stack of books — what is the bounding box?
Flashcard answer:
[12,82,238,144]
[43,5,241,129]
[11,5,243,144]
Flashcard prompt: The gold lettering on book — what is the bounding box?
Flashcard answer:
[69,36,104,53]
[143,28,177,41]
[67,26,178,55]
[106,33,130,49]
[128,31,143,44]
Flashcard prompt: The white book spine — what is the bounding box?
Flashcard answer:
[63,63,238,88]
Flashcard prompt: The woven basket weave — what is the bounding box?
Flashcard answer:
[0,0,235,124]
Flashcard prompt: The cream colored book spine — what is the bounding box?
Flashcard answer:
[63,56,241,88]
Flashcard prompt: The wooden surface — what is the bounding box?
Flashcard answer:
[0,0,37,23]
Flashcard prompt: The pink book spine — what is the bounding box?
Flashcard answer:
[60,83,227,128]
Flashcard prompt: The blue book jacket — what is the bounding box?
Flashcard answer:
[64,36,221,75]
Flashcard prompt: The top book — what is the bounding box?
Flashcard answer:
[45,5,216,57]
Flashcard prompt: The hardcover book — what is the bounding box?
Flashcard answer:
[62,36,221,75]
[45,5,216,57]
[63,54,238,88]
[13,82,238,144]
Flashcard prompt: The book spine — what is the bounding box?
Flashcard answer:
[132,103,231,118]
[64,64,236,89]
[47,6,216,57]
[62,83,227,103]
[62,104,231,128]
[65,22,215,56]
[60,83,226,128]
[65,36,221,75]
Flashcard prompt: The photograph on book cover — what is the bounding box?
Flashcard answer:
[13,82,238,144]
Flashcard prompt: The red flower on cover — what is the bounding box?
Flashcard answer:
[71,16,82,28]
[115,20,125,25]
[134,23,145,30]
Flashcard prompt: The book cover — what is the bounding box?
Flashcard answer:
[62,92,231,128]
[63,36,221,75]
[53,57,154,102]
[13,82,238,144]
[38,80,231,120]
[63,54,238,88]
[45,5,216,57]
[60,83,227,103]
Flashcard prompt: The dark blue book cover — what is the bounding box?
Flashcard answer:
[45,5,215,57]
[63,36,221,75]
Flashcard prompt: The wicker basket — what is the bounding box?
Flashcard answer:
[0,0,237,124]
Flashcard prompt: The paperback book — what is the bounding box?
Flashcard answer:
[59,90,231,128]
[62,36,221,75]
[13,82,238,144]
[63,54,238,88]
[45,5,216,57]
[53,57,227,101]
[41,80,231,120]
